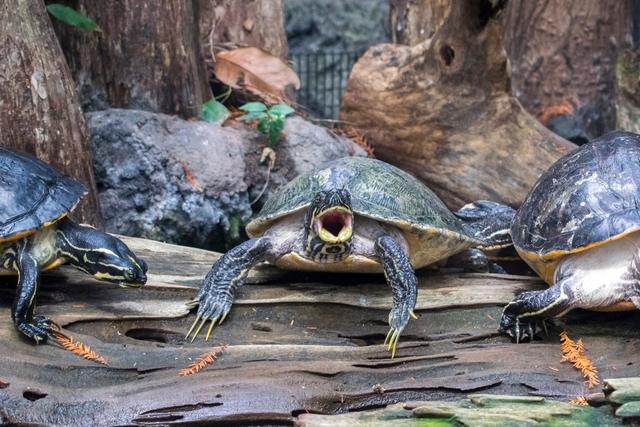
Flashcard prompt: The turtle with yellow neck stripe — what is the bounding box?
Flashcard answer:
[0,146,147,342]
[188,156,513,357]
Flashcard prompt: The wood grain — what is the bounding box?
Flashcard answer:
[0,236,637,425]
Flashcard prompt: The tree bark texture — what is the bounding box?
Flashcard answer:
[389,0,449,46]
[504,0,632,144]
[1,236,639,425]
[49,0,212,119]
[341,0,576,210]
[0,0,102,227]
[199,0,289,60]
[616,48,640,134]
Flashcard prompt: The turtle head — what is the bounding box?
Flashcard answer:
[56,220,148,288]
[304,189,354,261]
[87,235,148,288]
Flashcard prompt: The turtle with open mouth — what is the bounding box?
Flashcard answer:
[189,156,512,357]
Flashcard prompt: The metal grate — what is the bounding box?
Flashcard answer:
[290,51,365,123]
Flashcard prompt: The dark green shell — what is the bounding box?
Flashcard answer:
[247,157,474,241]
[0,147,87,241]
[511,130,640,259]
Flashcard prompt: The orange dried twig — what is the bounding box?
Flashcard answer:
[50,331,108,366]
[0,379,9,389]
[537,94,581,125]
[180,344,228,376]
[333,127,374,157]
[569,396,589,406]
[559,331,599,388]
[177,159,203,192]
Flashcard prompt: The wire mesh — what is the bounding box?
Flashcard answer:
[290,51,365,123]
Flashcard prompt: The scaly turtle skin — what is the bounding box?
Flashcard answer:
[500,131,640,342]
[0,147,148,342]
[189,157,513,357]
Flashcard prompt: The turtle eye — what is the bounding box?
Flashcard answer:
[123,268,135,281]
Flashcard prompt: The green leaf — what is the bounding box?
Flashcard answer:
[238,102,268,113]
[46,4,100,31]
[238,111,268,121]
[268,119,285,147]
[257,119,271,133]
[268,104,295,120]
[200,99,230,124]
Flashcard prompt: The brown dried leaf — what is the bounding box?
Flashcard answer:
[214,47,300,104]
[0,379,9,389]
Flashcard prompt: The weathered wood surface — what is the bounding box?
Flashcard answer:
[340,0,576,210]
[1,236,638,426]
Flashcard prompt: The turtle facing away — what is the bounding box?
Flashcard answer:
[0,147,148,342]
[501,131,640,342]
[188,157,513,357]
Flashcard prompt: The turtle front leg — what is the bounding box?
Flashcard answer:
[375,235,418,358]
[187,237,272,341]
[500,279,575,343]
[11,252,52,342]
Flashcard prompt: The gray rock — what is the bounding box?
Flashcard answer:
[87,109,367,251]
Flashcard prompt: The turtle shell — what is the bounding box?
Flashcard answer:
[246,157,480,268]
[0,147,87,242]
[511,131,640,283]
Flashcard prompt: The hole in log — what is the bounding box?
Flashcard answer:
[478,0,496,29]
[23,389,48,401]
[440,45,455,66]
[125,328,171,343]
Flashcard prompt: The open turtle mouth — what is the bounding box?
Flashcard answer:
[313,208,353,243]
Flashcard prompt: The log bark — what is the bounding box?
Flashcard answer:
[49,0,212,119]
[504,0,632,144]
[1,236,639,425]
[616,48,640,134]
[0,0,102,227]
[199,0,289,60]
[389,0,448,46]
[340,0,576,209]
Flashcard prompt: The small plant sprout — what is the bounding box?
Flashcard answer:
[46,4,101,31]
[238,102,295,203]
[200,87,233,124]
[238,102,295,149]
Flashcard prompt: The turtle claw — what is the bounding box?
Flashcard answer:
[384,327,403,358]
[499,312,541,343]
[17,315,54,343]
[384,309,416,358]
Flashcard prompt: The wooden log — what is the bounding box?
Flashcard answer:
[296,395,618,426]
[50,0,212,119]
[340,0,576,209]
[0,0,102,227]
[1,237,638,425]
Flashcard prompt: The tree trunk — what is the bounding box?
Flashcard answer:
[199,0,289,61]
[340,0,576,210]
[49,0,212,119]
[0,0,102,227]
[504,0,632,144]
[389,0,448,46]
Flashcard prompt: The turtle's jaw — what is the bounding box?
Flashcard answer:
[314,207,354,244]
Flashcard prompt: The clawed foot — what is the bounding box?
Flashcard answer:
[499,308,548,343]
[185,294,233,342]
[384,307,418,358]
[16,315,54,343]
